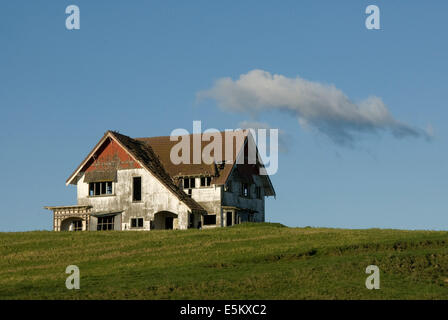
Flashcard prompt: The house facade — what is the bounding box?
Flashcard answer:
[45,130,275,231]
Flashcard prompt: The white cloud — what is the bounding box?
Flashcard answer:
[198,69,431,146]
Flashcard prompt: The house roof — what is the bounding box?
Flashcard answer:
[136,130,249,186]
[66,129,275,210]
[137,130,275,197]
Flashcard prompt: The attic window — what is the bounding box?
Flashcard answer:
[89,182,113,196]
[183,178,196,189]
[200,177,211,187]
[216,161,225,170]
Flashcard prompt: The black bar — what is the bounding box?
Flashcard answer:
[1,300,445,319]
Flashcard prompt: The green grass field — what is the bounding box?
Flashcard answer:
[1,223,447,299]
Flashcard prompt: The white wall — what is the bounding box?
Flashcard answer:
[77,168,191,230]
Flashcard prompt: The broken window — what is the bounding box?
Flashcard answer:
[183,178,196,189]
[89,182,113,196]
[133,177,142,202]
[200,177,212,187]
[131,218,144,228]
[203,215,216,226]
[241,183,249,198]
[97,216,114,231]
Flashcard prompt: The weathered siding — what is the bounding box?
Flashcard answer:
[189,180,223,227]
[77,168,191,230]
[84,138,142,173]
[221,169,265,223]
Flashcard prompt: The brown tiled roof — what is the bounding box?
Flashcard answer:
[109,131,206,213]
[136,130,249,186]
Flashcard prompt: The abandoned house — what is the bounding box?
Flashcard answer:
[45,130,275,231]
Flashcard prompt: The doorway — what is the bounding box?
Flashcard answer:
[226,211,233,227]
[165,217,174,229]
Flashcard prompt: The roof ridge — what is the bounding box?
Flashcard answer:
[135,129,249,140]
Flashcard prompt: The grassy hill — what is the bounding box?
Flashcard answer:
[1,223,447,299]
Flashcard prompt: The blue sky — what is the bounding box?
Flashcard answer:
[0,1,447,231]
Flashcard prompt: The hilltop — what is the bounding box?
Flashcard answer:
[1,223,447,299]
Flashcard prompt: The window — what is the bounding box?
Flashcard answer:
[73,220,83,231]
[256,186,262,199]
[131,218,144,229]
[203,215,216,226]
[241,183,249,198]
[97,216,114,231]
[225,182,232,192]
[187,189,192,197]
[200,177,212,187]
[133,177,142,201]
[183,177,196,189]
[89,182,113,196]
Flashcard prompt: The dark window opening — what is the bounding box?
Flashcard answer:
[95,182,100,196]
[226,212,233,227]
[189,213,195,228]
[89,181,113,196]
[183,178,196,189]
[165,217,174,229]
[97,216,115,231]
[256,186,262,199]
[131,218,144,228]
[203,215,216,226]
[133,177,142,201]
[225,182,232,192]
[200,177,212,187]
[187,189,192,197]
[73,220,83,231]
